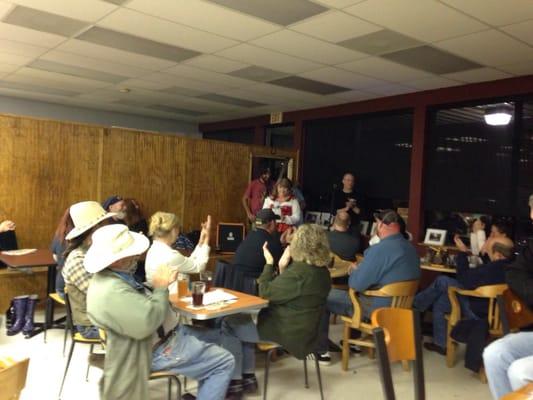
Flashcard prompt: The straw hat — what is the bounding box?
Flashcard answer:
[84,224,149,273]
[65,201,116,240]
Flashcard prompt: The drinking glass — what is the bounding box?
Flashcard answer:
[192,281,206,306]
[200,271,213,291]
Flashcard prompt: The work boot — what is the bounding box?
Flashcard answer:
[22,295,38,337]
[7,296,28,336]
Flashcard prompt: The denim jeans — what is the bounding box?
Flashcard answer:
[316,289,354,353]
[152,324,235,400]
[483,332,533,399]
[413,275,477,348]
[76,325,99,339]
[220,314,259,379]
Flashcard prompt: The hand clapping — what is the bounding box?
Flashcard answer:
[0,220,15,233]
[262,242,274,265]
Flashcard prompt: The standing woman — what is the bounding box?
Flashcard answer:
[62,201,114,338]
[263,178,301,234]
[145,212,211,285]
[50,208,74,297]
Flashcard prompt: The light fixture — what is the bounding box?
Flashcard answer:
[119,88,131,93]
[484,104,513,126]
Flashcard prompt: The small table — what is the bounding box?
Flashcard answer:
[421,264,457,274]
[170,288,268,320]
[0,249,60,338]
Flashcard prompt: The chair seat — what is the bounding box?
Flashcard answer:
[150,371,177,378]
[257,342,281,352]
[73,333,100,343]
[49,293,65,305]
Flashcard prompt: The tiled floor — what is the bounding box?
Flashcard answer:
[0,311,492,400]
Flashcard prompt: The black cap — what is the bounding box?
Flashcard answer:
[255,209,280,225]
[374,209,408,238]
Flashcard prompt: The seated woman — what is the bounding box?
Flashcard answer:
[259,224,332,360]
[50,207,74,297]
[263,178,301,234]
[122,198,148,234]
[62,201,114,339]
[145,212,210,284]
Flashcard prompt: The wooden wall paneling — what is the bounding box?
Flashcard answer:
[100,128,186,227]
[0,268,47,311]
[0,115,103,248]
[182,139,250,234]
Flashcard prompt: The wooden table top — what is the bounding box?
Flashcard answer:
[0,249,56,268]
[170,288,268,320]
[421,264,456,274]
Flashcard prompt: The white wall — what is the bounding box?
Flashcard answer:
[0,95,200,136]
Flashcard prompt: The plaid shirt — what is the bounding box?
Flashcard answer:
[62,245,91,294]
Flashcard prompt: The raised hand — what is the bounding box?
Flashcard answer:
[262,242,274,265]
[0,220,15,233]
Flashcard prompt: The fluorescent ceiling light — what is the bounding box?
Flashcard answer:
[484,105,513,126]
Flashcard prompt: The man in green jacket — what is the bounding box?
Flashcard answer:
[85,224,234,400]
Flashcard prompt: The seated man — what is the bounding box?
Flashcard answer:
[86,224,235,400]
[414,236,514,355]
[316,210,420,363]
[484,195,533,400]
[230,209,283,294]
[327,210,361,261]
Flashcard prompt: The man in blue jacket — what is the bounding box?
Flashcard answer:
[414,235,514,355]
[316,210,420,364]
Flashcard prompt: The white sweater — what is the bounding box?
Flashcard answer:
[145,240,210,285]
[263,196,302,226]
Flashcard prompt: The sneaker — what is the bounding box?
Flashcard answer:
[242,374,258,394]
[307,352,331,366]
[226,379,244,400]
[182,394,197,400]
[423,342,446,356]
[339,340,362,354]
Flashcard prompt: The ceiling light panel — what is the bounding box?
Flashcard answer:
[28,59,128,83]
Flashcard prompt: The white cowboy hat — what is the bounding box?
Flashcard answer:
[84,224,149,273]
[65,201,116,240]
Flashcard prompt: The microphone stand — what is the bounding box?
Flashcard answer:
[328,184,337,227]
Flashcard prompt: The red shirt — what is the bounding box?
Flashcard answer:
[244,179,269,215]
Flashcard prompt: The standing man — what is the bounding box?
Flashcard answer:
[242,168,272,223]
[333,173,366,230]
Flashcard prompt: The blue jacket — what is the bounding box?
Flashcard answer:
[349,233,421,315]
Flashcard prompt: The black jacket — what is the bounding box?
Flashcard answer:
[506,239,533,307]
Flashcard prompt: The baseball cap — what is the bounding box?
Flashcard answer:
[255,209,280,225]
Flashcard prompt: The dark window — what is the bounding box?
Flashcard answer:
[266,124,294,149]
[303,110,413,214]
[203,128,255,144]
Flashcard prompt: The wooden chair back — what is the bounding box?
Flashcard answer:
[499,289,533,334]
[0,358,30,400]
[372,309,425,400]
[501,383,533,400]
[448,284,507,336]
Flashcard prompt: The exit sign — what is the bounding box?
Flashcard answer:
[270,112,283,124]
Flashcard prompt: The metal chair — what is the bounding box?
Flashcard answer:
[372,308,425,400]
[257,342,324,400]
[44,292,69,355]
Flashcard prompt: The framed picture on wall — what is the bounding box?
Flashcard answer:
[424,229,447,246]
[305,211,321,224]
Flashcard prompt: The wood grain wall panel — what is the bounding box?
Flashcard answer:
[182,139,250,233]
[100,128,186,227]
[0,115,102,248]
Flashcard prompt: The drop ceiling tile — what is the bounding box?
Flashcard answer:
[40,50,151,78]
[160,86,208,97]
[8,0,117,22]
[148,104,207,116]
[440,0,533,26]
[0,21,66,47]
[382,46,482,74]
[198,93,266,108]
[229,66,287,82]
[164,65,257,88]
[0,80,80,96]
[268,75,350,94]
[345,0,488,42]
[57,39,177,70]
[435,29,533,66]
[0,39,48,57]
[0,62,21,73]
[443,67,513,83]
[3,5,89,37]
[77,27,201,63]
[212,87,283,105]
[366,83,414,96]
[405,76,461,90]
[209,0,327,26]
[97,8,238,53]
[0,2,12,19]
[103,0,128,4]
[290,10,380,42]
[299,66,386,89]
[242,82,326,102]
[313,0,366,8]
[216,44,322,74]
[116,78,171,91]
[0,52,34,66]
[126,0,281,41]
[339,29,423,55]
[502,20,533,46]
[331,89,381,101]
[182,55,249,74]
[141,71,232,92]
[497,60,533,75]
[338,57,432,81]
[29,59,128,83]
[251,30,366,64]
[11,67,112,91]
